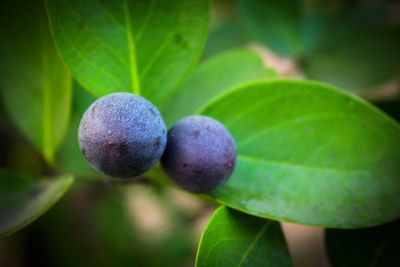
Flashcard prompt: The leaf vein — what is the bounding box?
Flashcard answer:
[64,0,129,69]
[122,0,141,94]
[223,91,298,128]
[41,45,53,162]
[95,0,125,28]
[237,221,271,267]
[65,44,124,87]
[203,238,249,264]
[135,0,157,42]
[140,0,185,83]
[238,154,367,174]
[238,113,351,149]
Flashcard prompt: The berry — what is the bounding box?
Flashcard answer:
[161,115,236,193]
[78,93,166,178]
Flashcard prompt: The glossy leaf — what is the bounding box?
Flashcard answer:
[196,206,292,267]
[326,220,400,267]
[47,0,210,105]
[199,79,400,228]
[0,0,72,163]
[161,49,276,126]
[0,170,73,237]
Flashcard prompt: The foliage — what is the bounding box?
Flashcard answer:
[0,170,73,237]
[200,79,400,228]
[196,206,291,267]
[235,0,400,91]
[46,0,210,106]
[0,0,72,163]
[0,0,399,266]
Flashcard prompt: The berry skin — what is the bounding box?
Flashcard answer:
[161,115,236,193]
[78,93,166,178]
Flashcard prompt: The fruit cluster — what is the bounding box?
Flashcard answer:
[79,93,237,193]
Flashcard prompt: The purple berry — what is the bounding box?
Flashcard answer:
[161,115,236,193]
[78,93,166,178]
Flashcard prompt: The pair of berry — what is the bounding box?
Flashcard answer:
[78,93,237,193]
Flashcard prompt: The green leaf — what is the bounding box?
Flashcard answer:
[301,4,400,91]
[326,220,399,267]
[46,0,210,105]
[161,49,276,126]
[0,170,73,237]
[235,0,304,56]
[236,0,400,91]
[195,206,292,267]
[304,26,400,92]
[199,79,400,228]
[203,20,248,59]
[0,0,72,163]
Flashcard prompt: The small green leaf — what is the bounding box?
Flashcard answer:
[326,220,399,267]
[0,0,72,163]
[196,206,292,267]
[200,79,400,228]
[0,170,73,237]
[161,49,276,126]
[47,0,210,105]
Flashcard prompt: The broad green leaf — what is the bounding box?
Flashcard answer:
[0,0,72,163]
[0,170,73,237]
[196,206,292,267]
[199,79,400,228]
[47,0,210,105]
[326,220,399,267]
[161,49,276,126]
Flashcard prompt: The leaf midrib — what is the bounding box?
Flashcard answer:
[41,27,53,163]
[122,0,140,94]
[237,221,271,267]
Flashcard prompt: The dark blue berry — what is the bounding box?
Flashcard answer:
[78,93,166,178]
[161,115,236,193]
